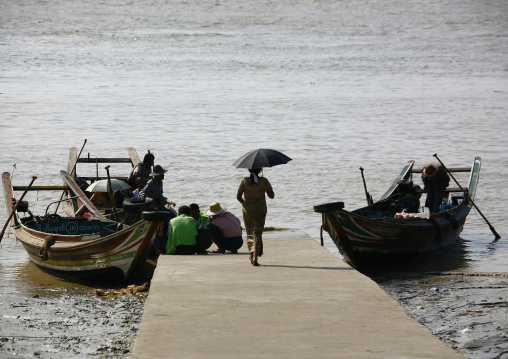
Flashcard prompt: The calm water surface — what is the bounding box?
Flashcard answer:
[1,0,507,355]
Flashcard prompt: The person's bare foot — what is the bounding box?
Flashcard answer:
[209,249,225,254]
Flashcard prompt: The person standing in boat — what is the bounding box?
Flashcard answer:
[128,152,154,188]
[422,163,450,214]
[236,168,274,266]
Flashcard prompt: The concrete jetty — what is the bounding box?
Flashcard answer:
[132,231,463,359]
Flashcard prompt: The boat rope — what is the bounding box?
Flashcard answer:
[39,235,55,261]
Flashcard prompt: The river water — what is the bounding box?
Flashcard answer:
[1,0,507,357]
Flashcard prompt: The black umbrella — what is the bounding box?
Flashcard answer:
[232,148,292,169]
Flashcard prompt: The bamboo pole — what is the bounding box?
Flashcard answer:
[359,167,373,205]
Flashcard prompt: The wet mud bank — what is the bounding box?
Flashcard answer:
[378,274,508,359]
[0,286,147,358]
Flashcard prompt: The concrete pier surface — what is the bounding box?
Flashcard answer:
[132,231,463,359]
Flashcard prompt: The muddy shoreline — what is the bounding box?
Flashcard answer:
[376,273,508,359]
[0,285,146,358]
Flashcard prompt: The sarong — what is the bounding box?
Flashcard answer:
[242,206,266,256]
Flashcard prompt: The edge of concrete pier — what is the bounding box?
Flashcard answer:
[133,230,464,359]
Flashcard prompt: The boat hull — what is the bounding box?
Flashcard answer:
[321,204,469,267]
[315,157,481,268]
[2,171,163,283]
[16,220,157,282]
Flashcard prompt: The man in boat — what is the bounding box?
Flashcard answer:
[140,165,177,258]
[393,179,421,213]
[205,202,243,254]
[128,152,155,188]
[132,177,147,198]
[166,205,212,255]
[139,165,176,210]
[422,163,450,214]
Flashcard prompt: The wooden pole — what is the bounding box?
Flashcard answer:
[433,154,500,239]
[0,176,37,242]
[359,167,373,205]
[105,165,119,223]
[70,139,88,177]
[54,139,87,214]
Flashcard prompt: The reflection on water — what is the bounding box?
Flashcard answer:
[0,253,93,299]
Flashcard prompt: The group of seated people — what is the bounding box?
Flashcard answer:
[157,202,243,257]
[127,153,244,258]
[84,152,243,258]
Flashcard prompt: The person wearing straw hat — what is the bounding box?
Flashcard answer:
[205,202,243,254]
[237,168,274,266]
[422,163,450,214]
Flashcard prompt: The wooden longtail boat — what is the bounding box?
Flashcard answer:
[314,157,481,268]
[2,171,170,282]
[62,147,141,218]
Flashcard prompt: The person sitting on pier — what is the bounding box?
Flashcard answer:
[166,205,212,255]
[422,163,450,214]
[189,203,209,229]
[128,152,155,188]
[205,202,243,254]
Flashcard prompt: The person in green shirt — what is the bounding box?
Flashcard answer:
[166,205,211,255]
[189,203,209,229]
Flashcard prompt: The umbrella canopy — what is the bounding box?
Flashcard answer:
[232,148,292,169]
[86,179,132,193]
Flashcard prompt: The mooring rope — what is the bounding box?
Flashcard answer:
[39,235,55,261]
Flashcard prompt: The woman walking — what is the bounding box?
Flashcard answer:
[237,168,274,266]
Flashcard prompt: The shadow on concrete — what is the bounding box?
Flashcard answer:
[260,264,355,271]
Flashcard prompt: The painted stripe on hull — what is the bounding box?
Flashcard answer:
[27,252,136,276]
[19,221,153,278]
